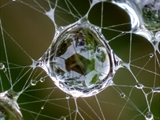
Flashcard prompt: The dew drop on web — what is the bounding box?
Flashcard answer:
[40,77,45,83]
[38,18,120,97]
[135,83,144,89]
[0,63,6,72]
[0,63,5,70]
[149,53,154,58]
[145,111,153,120]
[120,92,126,98]
[41,106,44,110]
[30,79,38,86]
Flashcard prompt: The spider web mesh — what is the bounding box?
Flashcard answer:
[0,0,159,120]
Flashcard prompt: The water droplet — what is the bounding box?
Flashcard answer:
[0,63,5,70]
[39,20,119,97]
[40,77,45,83]
[30,80,38,86]
[120,93,125,98]
[145,111,153,120]
[135,83,144,89]
[149,53,154,58]
[41,106,44,110]
[66,95,70,99]
[60,116,66,120]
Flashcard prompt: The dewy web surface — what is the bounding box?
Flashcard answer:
[0,0,159,120]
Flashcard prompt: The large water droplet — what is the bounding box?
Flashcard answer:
[39,20,119,97]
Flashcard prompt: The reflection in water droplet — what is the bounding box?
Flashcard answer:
[30,80,38,86]
[141,1,160,32]
[155,31,160,41]
[39,20,119,97]
[145,111,153,120]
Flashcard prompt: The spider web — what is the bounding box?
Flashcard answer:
[0,0,160,120]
